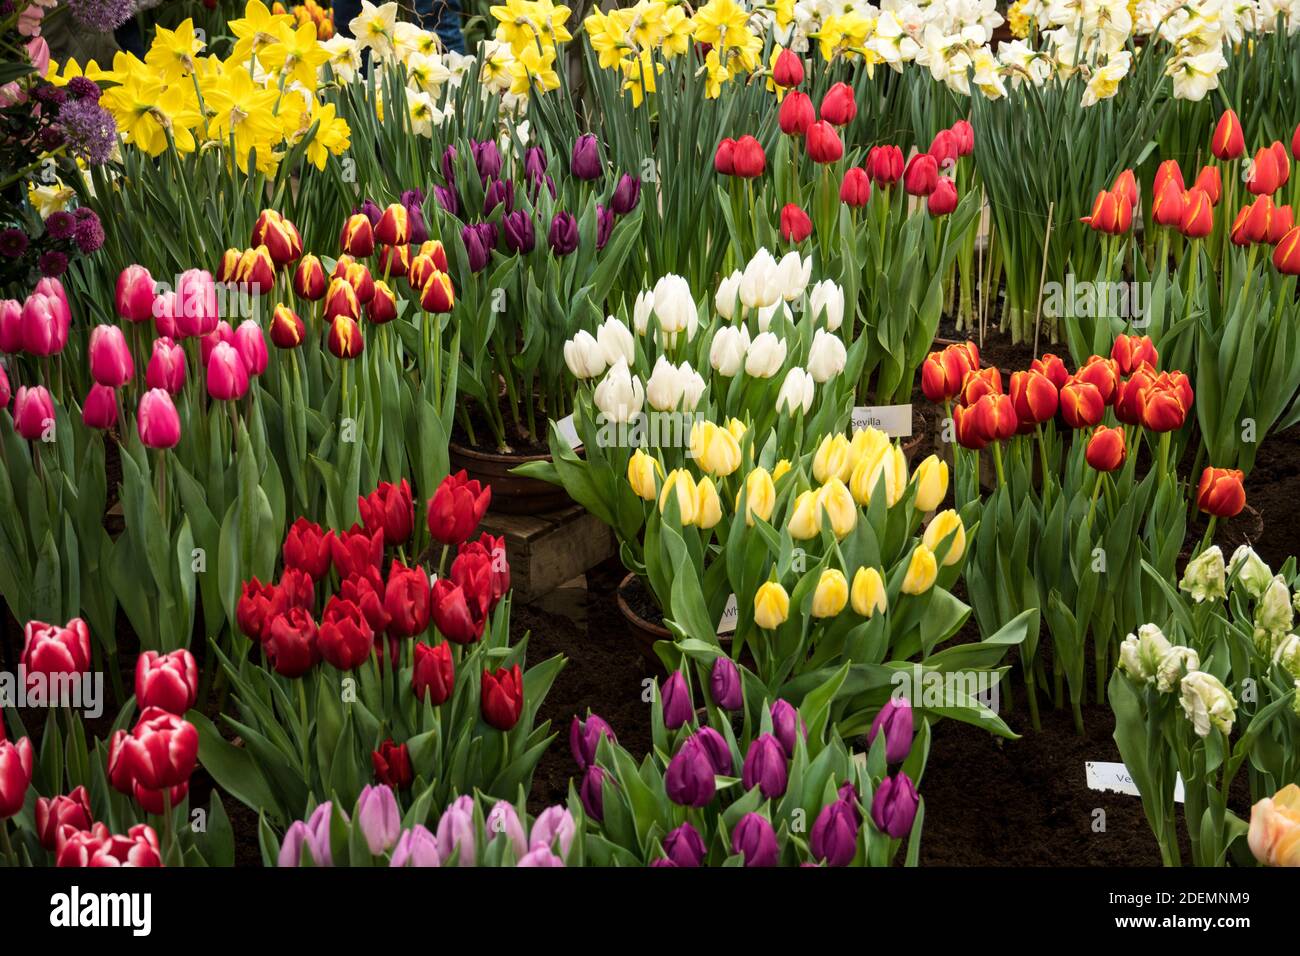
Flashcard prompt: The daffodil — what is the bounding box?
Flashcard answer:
[202,66,284,169]
[144,19,206,84]
[229,0,295,63]
[260,21,331,90]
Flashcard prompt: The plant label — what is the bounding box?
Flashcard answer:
[1085,760,1185,803]
[852,404,912,437]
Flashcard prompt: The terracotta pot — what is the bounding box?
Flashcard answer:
[449,441,571,515]
[616,572,671,671]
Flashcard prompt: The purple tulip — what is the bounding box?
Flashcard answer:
[596,204,615,250]
[471,139,502,181]
[461,224,491,273]
[441,145,457,183]
[356,784,401,854]
[517,847,565,867]
[278,802,336,867]
[569,714,616,770]
[403,192,429,244]
[400,187,425,208]
[770,700,806,758]
[579,765,608,821]
[710,657,742,710]
[436,794,477,866]
[355,198,382,225]
[871,772,919,839]
[694,727,733,775]
[611,173,641,215]
[487,801,528,857]
[664,737,716,808]
[502,210,536,254]
[390,824,440,867]
[869,698,914,765]
[838,780,863,824]
[433,184,460,217]
[475,221,499,251]
[571,133,603,180]
[742,733,788,799]
[811,800,859,867]
[547,211,579,256]
[731,813,779,867]
[524,146,548,181]
[661,822,707,867]
[529,806,576,857]
[660,671,693,730]
[483,177,514,215]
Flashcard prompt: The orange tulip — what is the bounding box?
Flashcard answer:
[1151,178,1185,227]
[960,366,1002,406]
[1193,165,1221,205]
[1273,225,1300,274]
[1059,378,1105,428]
[1196,467,1245,518]
[1179,187,1214,239]
[1110,334,1158,376]
[1009,369,1059,426]
[1030,353,1069,389]
[1085,425,1126,472]
[1210,110,1244,160]
[1075,355,1121,404]
[1114,365,1156,426]
[1140,380,1188,433]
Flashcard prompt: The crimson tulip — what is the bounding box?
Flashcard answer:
[375,204,410,246]
[951,119,974,156]
[430,579,485,644]
[1151,178,1185,227]
[81,384,117,431]
[22,618,91,681]
[481,665,524,730]
[115,265,156,322]
[371,740,413,790]
[1085,425,1127,472]
[1197,467,1246,518]
[731,135,766,178]
[412,641,454,705]
[327,315,365,359]
[420,270,455,313]
[120,707,199,791]
[1269,204,1294,244]
[820,82,856,126]
[929,129,958,169]
[0,736,32,818]
[426,470,490,545]
[56,823,160,867]
[778,91,814,136]
[377,243,410,279]
[265,608,320,677]
[456,533,510,603]
[236,578,277,642]
[1274,225,1300,274]
[0,298,21,353]
[330,524,384,581]
[135,649,198,715]
[340,213,375,256]
[341,573,390,634]
[1247,143,1287,195]
[36,786,92,849]
[772,48,804,87]
[780,203,812,243]
[269,304,306,349]
[1194,165,1221,204]
[805,121,842,164]
[1140,381,1188,432]
[903,153,938,196]
[251,208,302,265]
[383,561,432,637]
[1114,365,1155,426]
[866,145,904,186]
[293,254,327,300]
[927,178,958,216]
[714,137,736,175]
[358,479,413,546]
[840,167,871,207]
[318,596,374,670]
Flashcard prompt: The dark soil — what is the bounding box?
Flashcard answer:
[450,387,552,457]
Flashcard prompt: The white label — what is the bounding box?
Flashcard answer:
[852,404,912,437]
[1085,761,1185,803]
[717,593,738,634]
[556,414,582,450]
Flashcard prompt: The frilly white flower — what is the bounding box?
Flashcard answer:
[1179,670,1237,737]
[1118,623,1173,685]
[1156,645,1201,694]
[1254,576,1295,655]
[1179,546,1226,603]
[1228,545,1272,599]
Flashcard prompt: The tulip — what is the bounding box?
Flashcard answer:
[0,364,8,409]
[742,734,788,798]
[951,403,986,450]
[371,740,413,791]
[141,337,184,394]
[714,137,736,175]
[354,783,401,854]
[383,561,431,638]
[811,799,860,866]
[928,178,958,216]
[903,153,939,196]
[228,322,266,379]
[135,649,198,715]
[803,120,842,165]
[655,468,696,525]
[115,265,156,322]
[1211,109,1244,160]
[327,315,364,359]
[21,618,91,685]
[1270,204,1295,244]
[768,701,804,759]
[234,245,276,293]
[923,510,966,566]
[426,471,489,546]
[547,212,579,256]
[205,341,249,401]
[1151,178,1185,228]
[710,657,743,711]
[666,736,717,807]
[80,384,117,431]
[731,813,779,867]
[132,388,179,449]
[118,707,199,796]
[370,204,408,247]
[772,47,804,87]
[0,736,33,818]
[215,247,241,284]
[1275,225,1300,274]
[967,392,1018,443]
[594,358,644,424]
[339,259,375,303]
[277,520,328,582]
[365,280,397,324]
[779,203,812,244]
[754,580,790,629]
[738,466,776,527]
[921,347,971,402]
[1248,143,1287,196]
[901,544,938,595]
[1139,381,1188,432]
[356,479,413,547]
[1009,369,1058,425]
[1030,352,1067,389]
[390,825,440,868]
[1197,467,1246,518]
[1059,378,1105,428]
[579,765,608,821]
[866,145,904,186]
[36,786,93,849]
[778,91,814,136]
[0,298,21,353]
[689,421,741,478]
[21,292,67,355]
[812,569,849,618]
[318,596,374,671]
[776,366,815,414]
[603,172,640,218]
[1247,784,1300,867]
[840,167,871,207]
[818,478,857,539]
[732,135,765,178]
[851,566,887,618]
[1190,166,1220,207]
[930,129,959,169]
[661,822,707,868]
[1151,160,1181,200]
[960,365,1001,405]
[569,714,616,771]
[404,641,454,708]
[659,670,694,729]
[1110,334,1157,376]
[1083,425,1126,473]
[265,608,319,677]
[482,665,523,730]
[251,209,302,264]
[340,213,374,256]
[872,771,919,837]
[570,133,602,180]
[695,476,723,530]
[1077,355,1120,405]
[1180,670,1238,737]
[1081,189,1132,234]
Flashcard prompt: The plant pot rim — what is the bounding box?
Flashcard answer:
[448,439,554,465]
[616,572,672,640]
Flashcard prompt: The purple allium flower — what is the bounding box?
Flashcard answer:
[67,76,102,101]
[45,211,75,240]
[57,97,116,166]
[34,84,67,107]
[0,229,28,258]
[74,212,104,253]
[38,250,69,277]
[66,0,133,32]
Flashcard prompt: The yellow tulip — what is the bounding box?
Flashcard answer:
[851,567,887,617]
[787,489,822,540]
[817,478,857,538]
[901,544,938,595]
[627,448,662,501]
[772,458,792,482]
[850,445,907,507]
[695,476,723,529]
[754,581,790,629]
[922,509,966,566]
[812,569,849,618]
[848,426,889,474]
[812,433,853,484]
[911,454,949,512]
[690,420,742,477]
[738,467,776,526]
[725,417,747,442]
[658,469,698,525]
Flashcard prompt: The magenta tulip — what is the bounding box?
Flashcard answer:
[137,388,181,449]
[82,384,118,430]
[0,299,21,353]
[13,385,54,441]
[173,269,218,337]
[116,265,156,322]
[88,325,134,387]
[233,320,268,377]
[206,341,249,401]
[21,293,67,356]
[146,337,187,393]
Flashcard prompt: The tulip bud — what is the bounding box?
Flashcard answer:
[206,341,249,401]
[904,153,939,196]
[1197,467,1246,518]
[135,649,198,715]
[374,204,409,246]
[922,509,966,566]
[742,733,788,798]
[731,812,779,867]
[81,384,117,430]
[1274,225,1300,274]
[806,121,843,164]
[21,292,68,356]
[0,736,33,819]
[811,799,860,866]
[1151,178,1185,228]
[812,569,849,618]
[569,714,616,771]
[731,135,766,178]
[412,641,454,704]
[0,298,22,353]
[754,580,790,629]
[866,145,904,186]
[660,670,693,729]
[115,265,156,322]
[778,91,815,136]
[869,698,914,764]
[293,254,327,301]
[930,129,959,170]
[481,664,523,730]
[35,786,92,848]
[1193,164,1221,205]
[772,47,804,88]
[661,822,707,867]
[871,771,919,837]
[1248,143,1287,196]
[340,213,375,257]
[1211,109,1244,160]
[355,784,401,853]
[710,657,742,711]
[851,566,887,618]
[1031,352,1068,389]
[318,596,374,671]
[1179,545,1227,604]
[901,544,938,595]
[371,741,413,792]
[820,82,856,126]
[666,736,717,807]
[327,315,364,359]
[1059,378,1105,428]
[137,388,181,449]
[928,177,958,216]
[1085,425,1127,472]
[840,167,872,207]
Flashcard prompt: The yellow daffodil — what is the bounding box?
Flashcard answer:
[230,0,295,63]
[260,22,331,90]
[145,19,206,85]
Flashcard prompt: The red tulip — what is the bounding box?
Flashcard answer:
[377,243,410,280]
[341,573,390,634]
[375,204,410,246]
[272,566,315,614]
[251,209,302,265]
[416,240,449,272]
[903,153,938,196]
[1009,370,1058,425]
[1179,187,1215,239]
[732,135,766,178]
[780,203,812,243]
[951,403,986,450]
[430,578,486,644]
[340,260,375,304]
[264,608,320,677]
[269,303,306,349]
[778,92,815,136]
[1197,467,1245,518]
[1114,364,1156,426]
[234,245,276,293]
[1231,196,1273,245]
[457,533,510,604]
[840,168,872,207]
[216,247,240,284]
[1081,189,1132,234]
[1152,160,1182,198]
[959,365,1002,406]
[866,145,904,186]
[481,665,524,730]
[327,315,365,359]
[820,82,857,126]
[1059,378,1105,428]
[772,48,804,87]
[367,280,398,325]
[412,641,455,705]
[135,649,198,715]
[331,524,384,581]
[318,596,375,670]
[383,560,432,637]
[1030,353,1069,390]
[929,129,958,170]
[115,265,156,322]
[1211,110,1244,160]
[1075,355,1120,404]
[22,618,91,682]
[81,384,117,431]
[358,479,413,547]
[1110,334,1157,376]
[806,121,843,164]
[1269,204,1294,244]
[420,270,455,313]
[969,393,1018,443]
[371,739,412,790]
[1140,379,1189,432]
[920,346,973,402]
[340,213,375,257]
[293,254,328,300]
[1194,165,1221,205]
[1247,144,1287,195]
[1151,178,1185,227]
[55,822,161,867]
[0,736,33,818]
[36,786,92,848]
[120,707,199,790]
[1085,425,1127,472]
[427,470,490,545]
[281,517,330,579]
[951,119,974,156]
[1274,225,1300,274]
[1293,122,1300,162]
[236,577,277,642]
[927,178,958,216]
[323,276,361,321]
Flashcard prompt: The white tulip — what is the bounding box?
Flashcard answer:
[775,251,811,302]
[738,249,781,310]
[776,367,815,416]
[744,332,787,378]
[632,289,655,335]
[563,330,607,379]
[756,301,792,333]
[809,280,845,331]
[808,328,847,383]
[714,270,743,320]
[679,365,707,411]
[596,316,635,367]
[646,356,686,411]
[709,325,750,376]
[593,358,644,424]
[651,274,697,341]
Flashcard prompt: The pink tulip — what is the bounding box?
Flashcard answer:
[153,290,178,339]
[20,293,66,356]
[174,269,218,338]
[137,388,181,449]
[33,277,70,328]
[12,385,54,441]
[135,649,199,715]
[146,337,187,393]
[116,265,156,323]
[0,299,21,353]
[233,320,268,377]
[206,341,249,401]
[88,324,134,387]
[0,363,9,408]
[21,618,92,679]
[82,384,117,430]
[200,320,234,367]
